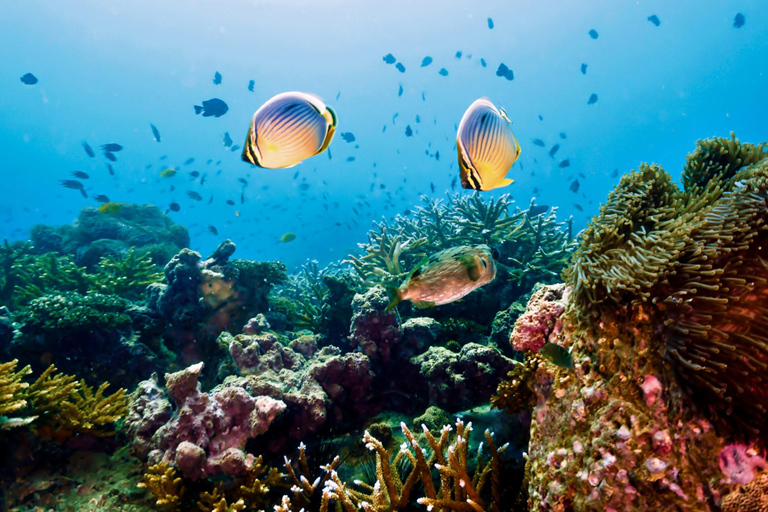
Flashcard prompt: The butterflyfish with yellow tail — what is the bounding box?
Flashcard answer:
[242,92,337,169]
[456,98,521,191]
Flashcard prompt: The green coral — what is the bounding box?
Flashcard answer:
[13,292,132,336]
[0,240,31,307]
[347,194,576,291]
[564,132,768,433]
[87,247,163,300]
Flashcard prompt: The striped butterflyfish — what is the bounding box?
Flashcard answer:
[242,92,337,169]
[456,98,521,191]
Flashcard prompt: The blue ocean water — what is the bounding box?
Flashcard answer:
[1,0,766,269]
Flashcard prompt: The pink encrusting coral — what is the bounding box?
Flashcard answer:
[509,284,568,353]
[125,362,286,480]
[719,444,768,485]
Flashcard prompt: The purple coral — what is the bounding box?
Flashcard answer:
[719,444,768,485]
[510,284,568,353]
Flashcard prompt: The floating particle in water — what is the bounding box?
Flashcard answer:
[488,17,494,29]
[588,29,599,39]
[734,13,745,28]
[647,15,660,26]
[395,62,406,73]
[438,68,449,76]
[587,93,598,105]
[581,63,588,74]
[496,63,514,80]
[20,73,38,85]
[421,56,433,67]
[383,53,396,64]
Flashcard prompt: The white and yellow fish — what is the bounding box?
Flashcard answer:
[242,91,337,169]
[457,98,521,191]
[387,244,498,310]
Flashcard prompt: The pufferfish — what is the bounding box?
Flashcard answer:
[457,98,521,191]
[242,91,337,169]
[386,244,498,311]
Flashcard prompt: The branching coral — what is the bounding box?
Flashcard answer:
[197,488,246,512]
[347,193,576,291]
[13,291,132,335]
[321,419,509,512]
[491,356,544,415]
[137,462,185,512]
[88,247,163,300]
[0,359,34,429]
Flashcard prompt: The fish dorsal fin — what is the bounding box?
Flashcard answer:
[408,256,429,280]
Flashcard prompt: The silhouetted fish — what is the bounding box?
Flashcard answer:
[60,180,87,198]
[559,159,571,168]
[611,168,619,178]
[405,125,413,137]
[648,15,660,26]
[107,164,115,175]
[527,204,550,217]
[104,152,117,162]
[169,202,180,212]
[398,84,403,97]
[396,62,405,73]
[341,132,356,143]
[223,132,233,147]
[734,13,745,28]
[588,29,599,39]
[480,58,486,67]
[208,225,218,235]
[82,142,95,157]
[487,17,494,29]
[439,68,448,76]
[184,157,195,165]
[71,170,89,179]
[573,203,583,211]
[248,80,255,92]
[587,94,598,105]
[549,144,560,158]
[569,179,580,192]
[496,63,514,80]
[20,73,38,85]
[560,132,567,139]
[213,71,222,85]
[455,51,462,58]
[94,194,110,203]
[101,143,123,152]
[421,56,433,67]
[194,98,228,117]
[581,63,587,74]
[151,124,161,142]
[187,191,203,201]
[532,138,546,147]
[383,54,396,64]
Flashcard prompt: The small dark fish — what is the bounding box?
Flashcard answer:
[532,138,546,147]
[101,143,123,152]
[293,171,299,180]
[248,80,255,92]
[734,13,745,28]
[611,168,619,178]
[336,91,341,100]
[405,125,413,137]
[238,177,248,186]
[538,114,543,121]
[20,73,38,85]
[393,113,399,124]
[581,63,587,74]
[223,132,233,147]
[187,191,203,201]
[421,56,433,67]
[549,144,560,158]
[647,15,660,27]
[71,170,89,179]
[487,17,494,29]
[527,204,550,217]
[169,202,180,212]
[213,71,222,85]
[341,132,356,143]
[398,84,403,97]
[560,132,567,139]
[573,203,584,212]
[107,164,115,176]
[230,144,240,153]
[569,179,580,193]
[451,176,457,190]
[189,171,200,178]
[200,173,207,185]
[480,58,487,67]
[395,62,406,73]
[533,187,539,194]
[104,151,117,162]
[194,98,229,117]
[299,183,311,191]
[438,68,448,76]
[208,225,218,235]
[588,29,599,39]
[539,342,573,369]
[94,194,110,203]
[82,142,95,157]
[383,53,396,64]
[587,93,598,105]
[208,195,213,204]
[151,124,161,142]
[430,182,435,193]
[435,150,440,161]
[496,63,514,80]
[346,156,355,162]
[60,180,87,198]
[559,159,571,168]
[455,51,462,58]
[241,191,245,204]
[184,157,195,165]
[226,199,235,205]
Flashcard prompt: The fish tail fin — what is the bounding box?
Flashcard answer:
[385,286,403,311]
[194,105,203,115]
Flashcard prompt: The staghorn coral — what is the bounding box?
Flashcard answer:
[321,418,509,512]
[0,359,33,428]
[283,441,341,510]
[197,488,246,512]
[491,355,544,415]
[137,462,185,512]
[12,291,131,335]
[347,193,576,291]
[88,247,163,300]
[230,455,286,509]
[565,133,768,431]
[53,378,128,432]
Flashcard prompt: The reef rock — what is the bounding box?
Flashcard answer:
[348,285,402,364]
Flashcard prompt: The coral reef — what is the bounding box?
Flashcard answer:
[137,462,185,512]
[348,285,402,364]
[511,135,768,510]
[509,283,568,353]
[0,359,33,429]
[126,362,286,480]
[29,202,189,269]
